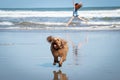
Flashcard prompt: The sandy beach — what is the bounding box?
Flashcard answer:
[0,30,120,80]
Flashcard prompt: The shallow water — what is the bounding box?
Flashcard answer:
[0,30,120,80]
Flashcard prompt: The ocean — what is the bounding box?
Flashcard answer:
[0,7,120,30]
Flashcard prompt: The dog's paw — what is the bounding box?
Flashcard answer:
[59,63,62,67]
[53,62,56,65]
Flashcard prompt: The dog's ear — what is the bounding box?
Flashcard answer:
[62,39,67,45]
[47,36,53,43]
[60,39,67,48]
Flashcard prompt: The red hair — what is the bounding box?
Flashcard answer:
[75,3,82,10]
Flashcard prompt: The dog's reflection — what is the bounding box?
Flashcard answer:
[53,70,68,80]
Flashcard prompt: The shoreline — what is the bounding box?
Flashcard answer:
[0,26,120,31]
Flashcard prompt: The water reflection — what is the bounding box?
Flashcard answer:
[53,70,68,80]
[73,36,88,65]
[67,34,88,65]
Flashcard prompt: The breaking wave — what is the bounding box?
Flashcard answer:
[0,9,120,18]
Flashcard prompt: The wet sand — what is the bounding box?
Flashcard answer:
[0,30,120,80]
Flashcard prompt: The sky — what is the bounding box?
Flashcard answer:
[0,0,120,8]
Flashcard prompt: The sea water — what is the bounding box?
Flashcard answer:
[0,7,120,29]
[0,30,120,80]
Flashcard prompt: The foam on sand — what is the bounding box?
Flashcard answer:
[0,25,119,31]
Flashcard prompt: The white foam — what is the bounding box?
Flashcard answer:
[30,22,66,25]
[83,21,120,25]
[0,9,119,17]
[1,26,120,30]
[115,9,120,11]
[35,21,120,26]
[0,21,14,25]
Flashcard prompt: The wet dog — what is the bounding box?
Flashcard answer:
[47,36,69,67]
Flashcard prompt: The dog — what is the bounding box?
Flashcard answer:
[47,36,69,67]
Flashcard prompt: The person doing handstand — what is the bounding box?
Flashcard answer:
[66,0,88,26]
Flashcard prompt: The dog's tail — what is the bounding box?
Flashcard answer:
[47,36,53,43]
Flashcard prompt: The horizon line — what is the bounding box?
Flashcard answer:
[0,6,120,8]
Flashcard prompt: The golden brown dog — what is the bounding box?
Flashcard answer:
[47,36,69,67]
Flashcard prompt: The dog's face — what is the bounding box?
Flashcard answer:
[47,36,67,50]
[53,37,62,49]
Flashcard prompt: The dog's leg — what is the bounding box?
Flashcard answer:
[59,57,63,67]
[59,56,67,67]
[53,57,59,65]
[62,56,66,62]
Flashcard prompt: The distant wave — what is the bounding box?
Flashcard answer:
[0,21,120,26]
[18,21,120,26]
[0,9,120,17]
[17,21,66,26]
[0,21,14,25]
[115,8,120,11]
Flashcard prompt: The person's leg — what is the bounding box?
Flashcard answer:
[78,16,88,23]
[66,16,74,26]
